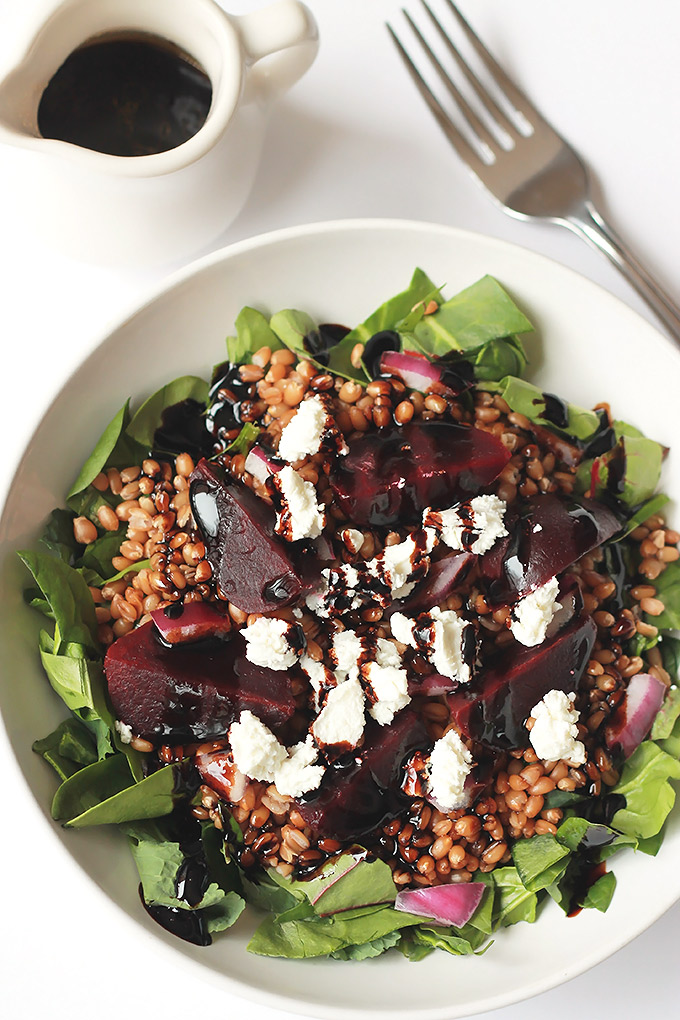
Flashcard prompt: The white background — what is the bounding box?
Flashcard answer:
[1,0,679,1017]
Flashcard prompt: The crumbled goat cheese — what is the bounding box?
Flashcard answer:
[312,676,365,751]
[529,690,586,764]
[306,563,364,618]
[115,720,133,744]
[427,729,474,811]
[229,710,287,782]
[273,736,326,798]
[360,637,410,725]
[277,394,329,463]
[363,662,410,725]
[340,527,364,554]
[243,616,302,670]
[300,653,336,710]
[510,576,562,647]
[424,494,508,555]
[391,607,473,683]
[273,465,326,541]
[331,629,365,682]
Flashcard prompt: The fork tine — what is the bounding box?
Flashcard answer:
[443,0,542,128]
[401,9,500,155]
[420,0,519,139]
[386,23,488,177]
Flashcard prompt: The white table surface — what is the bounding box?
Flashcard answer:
[1,0,679,1016]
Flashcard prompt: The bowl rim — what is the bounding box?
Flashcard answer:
[2,216,679,1020]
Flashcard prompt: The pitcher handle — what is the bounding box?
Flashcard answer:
[234,0,319,103]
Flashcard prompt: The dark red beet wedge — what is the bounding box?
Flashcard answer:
[296,710,429,840]
[448,616,597,750]
[105,621,297,744]
[328,421,511,527]
[481,494,621,604]
[189,459,309,614]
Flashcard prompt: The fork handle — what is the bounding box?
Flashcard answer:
[565,202,680,345]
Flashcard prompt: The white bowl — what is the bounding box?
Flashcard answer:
[1,219,679,1019]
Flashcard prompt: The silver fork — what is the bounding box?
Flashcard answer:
[388,0,680,345]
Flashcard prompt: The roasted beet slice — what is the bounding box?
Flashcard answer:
[151,602,232,645]
[189,459,309,614]
[105,621,296,744]
[329,421,511,527]
[448,616,597,750]
[481,494,621,603]
[296,710,429,839]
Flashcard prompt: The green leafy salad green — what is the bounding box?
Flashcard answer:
[20,268,680,959]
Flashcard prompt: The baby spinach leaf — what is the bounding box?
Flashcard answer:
[511,835,570,892]
[98,559,151,587]
[19,550,98,654]
[651,686,680,740]
[79,529,127,580]
[305,854,397,915]
[611,741,680,838]
[343,268,441,346]
[490,866,539,926]
[41,508,79,564]
[647,561,680,631]
[67,485,119,524]
[32,717,98,781]
[54,757,177,827]
[330,931,402,960]
[227,307,284,365]
[126,376,209,450]
[582,871,617,913]
[468,335,527,381]
[412,275,533,357]
[410,926,491,957]
[577,427,664,509]
[222,422,261,458]
[486,375,600,441]
[617,493,670,540]
[40,648,106,713]
[68,400,139,498]
[269,309,318,362]
[247,904,423,959]
[242,872,302,915]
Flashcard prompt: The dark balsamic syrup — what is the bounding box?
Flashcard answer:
[304,323,351,366]
[539,392,570,429]
[38,33,212,157]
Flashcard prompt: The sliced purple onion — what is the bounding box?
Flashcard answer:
[408,673,457,697]
[395,883,485,927]
[604,672,667,759]
[150,602,232,645]
[380,350,442,393]
[244,444,282,484]
[385,553,474,618]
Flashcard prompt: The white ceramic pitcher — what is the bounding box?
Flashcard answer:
[0,0,318,266]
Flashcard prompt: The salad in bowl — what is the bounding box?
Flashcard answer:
[20,266,680,963]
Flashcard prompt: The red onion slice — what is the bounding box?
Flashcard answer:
[604,672,667,759]
[395,882,485,927]
[244,445,282,484]
[380,350,442,393]
[408,673,457,697]
[151,602,232,645]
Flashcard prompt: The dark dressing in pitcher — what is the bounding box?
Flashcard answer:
[37,32,212,156]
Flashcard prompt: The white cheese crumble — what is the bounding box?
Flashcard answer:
[312,676,366,751]
[364,662,410,725]
[229,710,287,782]
[361,637,410,726]
[277,394,328,463]
[273,735,326,798]
[331,629,365,682]
[510,576,562,647]
[300,653,335,709]
[115,720,133,744]
[391,607,473,683]
[424,494,508,555]
[229,712,325,796]
[427,729,474,811]
[243,616,301,670]
[273,465,325,541]
[528,690,586,765]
